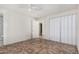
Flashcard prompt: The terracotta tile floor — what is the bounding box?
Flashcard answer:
[0,38,78,54]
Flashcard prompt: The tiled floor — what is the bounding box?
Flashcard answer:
[0,38,78,54]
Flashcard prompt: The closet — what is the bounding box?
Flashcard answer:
[49,14,76,45]
[60,14,76,45]
[43,14,76,45]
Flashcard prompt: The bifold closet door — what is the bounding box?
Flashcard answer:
[61,15,76,45]
[49,14,76,45]
[50,17,60,42]
[61,16,69,44]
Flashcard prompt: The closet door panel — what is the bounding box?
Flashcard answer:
[50,19,55,41]
[54,18,60,41]
[72,15,76,45]
[61,16,68,43]
[68,15,72,44]
[50,17,60,42]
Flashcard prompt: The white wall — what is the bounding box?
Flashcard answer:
[3,9,32,45]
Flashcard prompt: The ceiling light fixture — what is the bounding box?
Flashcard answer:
[28,4,41,11]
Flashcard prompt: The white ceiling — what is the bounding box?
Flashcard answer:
[0,4,78,18]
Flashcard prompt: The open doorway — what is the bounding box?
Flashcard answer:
[39,23,42,36]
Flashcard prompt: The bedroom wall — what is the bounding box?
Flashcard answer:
[3,9,32,45]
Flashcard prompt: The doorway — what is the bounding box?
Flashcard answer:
[39,23,42,36]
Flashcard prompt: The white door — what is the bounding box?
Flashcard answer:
[0,16,3,46]
[61,16,69,44]
[42,19,50,39]
[32,20,39,38]
[50,17,60,42]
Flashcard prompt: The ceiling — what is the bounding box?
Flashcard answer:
[0,4,78,18]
